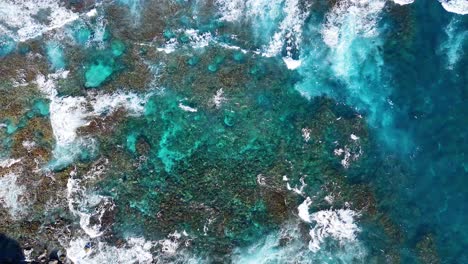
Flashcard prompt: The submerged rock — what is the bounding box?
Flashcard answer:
[85,60,114,88]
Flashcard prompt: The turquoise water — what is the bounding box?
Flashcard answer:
[46,42,66,70]
[0,0,466,263]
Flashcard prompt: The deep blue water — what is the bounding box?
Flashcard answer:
[374,2,468,262]
[0,234,25,264]
[293,0,467,262]
[356,1,466,262]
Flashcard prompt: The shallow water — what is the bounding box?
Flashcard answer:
[0,0,466,263]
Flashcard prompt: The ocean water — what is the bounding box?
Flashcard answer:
[0,0,466,263]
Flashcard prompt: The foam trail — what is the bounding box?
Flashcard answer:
[307,0,387,102]
[263,0,309,59]
[296,197,362,253]
[321,0,387,117]
[91,14,108,48]
[322,0,385,75]
[90,91,148,115]
[216,0,283,40]
[118,0,145,25]
[0,172,27,219]
[439,17,467,69]
[45,42,66,70]
[0,158,22,168]
[36,72,90,168]
[157,29,213,53]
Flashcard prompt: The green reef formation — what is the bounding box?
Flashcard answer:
[1,0,465,263]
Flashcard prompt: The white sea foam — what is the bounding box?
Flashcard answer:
[231,224,309,263]
[158,29,213,53]
[0,172,27,219]
[36,73,149,167]
[36,73,89,166]
[216,0,283,30]
[297,197,312,222]
[67,162,114,238]
[297,0,388,108]
[391,0,414,5]
[317,0,394,147]
[64,161,157,263]
[69,190,114,238]
[301,127,311,142]
[334,146,362,169]
[66,237,154,264]
[157,38,178,54]
[156,28,252,56]
[86,9,98,18]
[0,158,22,168]
[322,0,385,52]
[65,218,196,263]
[185,29,213,49]
[283,57,302,70]
[439,0,468,15]
[158,231,187,255]
[308,209,360,252]
[216,0,245,22]
[286,176,307,195]
[216,0,309,59]
[213,88,227,109]
[64,164,200,262]
[85,14,108,48]
[263,0,310,58]
[22,141,37,151]
[321,0,386,72]
[48,95,88,146]
[178,103,198,112]
[90,91,148,116]
[232,220,366,263]
[324,195,334,204]
[0,0,79,42]
[216,0,291,29]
